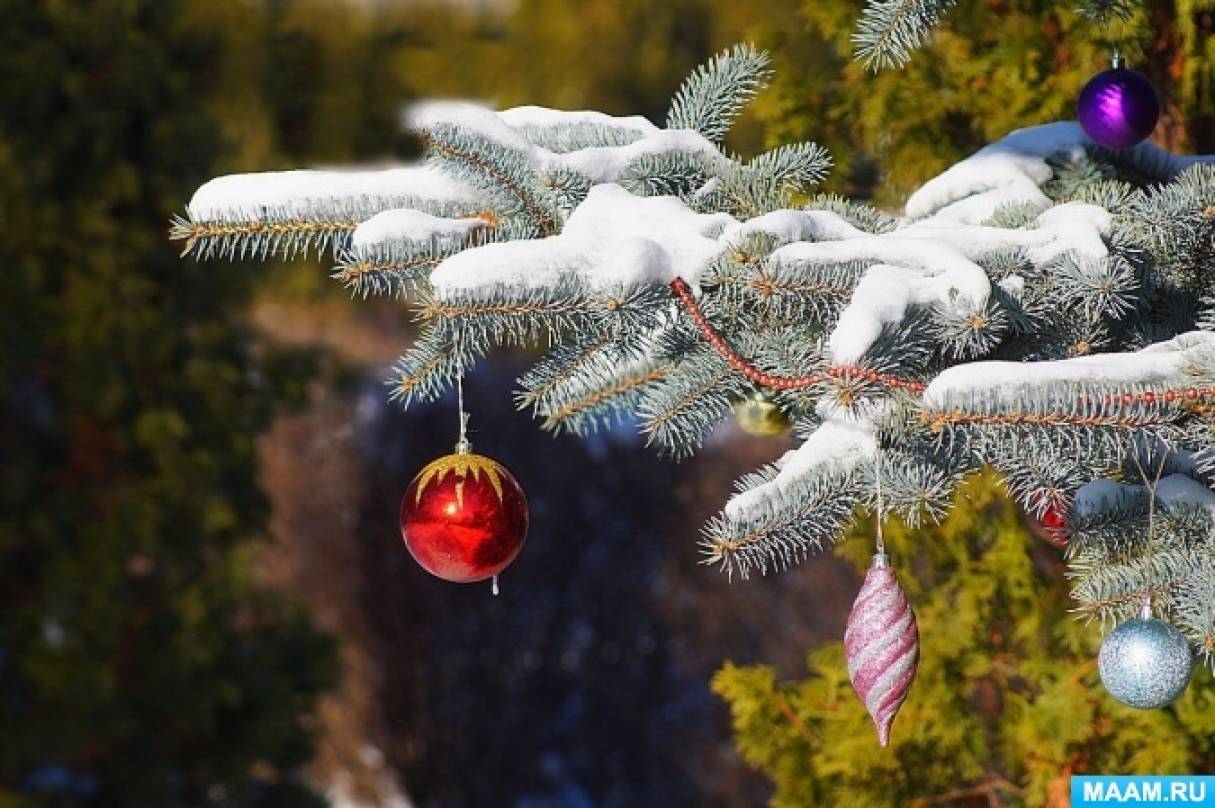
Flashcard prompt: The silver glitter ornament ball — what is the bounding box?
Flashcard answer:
[1098,616,1194,709]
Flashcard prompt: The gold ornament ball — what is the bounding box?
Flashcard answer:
[733,393,793,437]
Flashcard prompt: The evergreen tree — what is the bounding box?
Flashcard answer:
[713,475,1215,807]
[169,14,1215,804]
[0,2,337,804]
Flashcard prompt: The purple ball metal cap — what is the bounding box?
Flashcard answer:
[1077,67,1161,150]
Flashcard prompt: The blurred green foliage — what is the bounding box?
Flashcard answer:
[714,475,1215,807]
[743,0,1215,202]
[0,1,351,804]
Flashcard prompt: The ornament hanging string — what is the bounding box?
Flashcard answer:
[456,375,471,455]
[1097,443,1195,709]
[1129,444,1169,616]
[455,369,499,596]
[875,452,885,555]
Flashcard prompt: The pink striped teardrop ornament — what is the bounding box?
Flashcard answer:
[844,553,919,747]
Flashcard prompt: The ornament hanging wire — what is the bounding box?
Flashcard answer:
[455,366,498,596]
[456,374,472,455]
[1129,443,1169,616]
[875,450,885,557]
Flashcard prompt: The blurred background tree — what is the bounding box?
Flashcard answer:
[0,1,346,804]
[714,476,1215,808]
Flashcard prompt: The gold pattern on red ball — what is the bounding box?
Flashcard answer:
[399,452,529,583]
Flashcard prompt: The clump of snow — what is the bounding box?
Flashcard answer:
[923,331,1215,407]
[409,101,534,152]
[905,121,1215,224]
[497,105,660,137]
[352,209,487,251]
[834,263,985,365]
[897,221,1057,258]
[1074,474,1215,519]
[407,101,731,185]
[429,184,735,294]
[1031,202,1111,262]
[1073,479,1142,517]
[721,210,866,245]
[905,123,1084,222]
[898,201,1110,263]
[724,418,876,519]
[772,236,992,364]
[561,130,732,183]
[188,166,476,221]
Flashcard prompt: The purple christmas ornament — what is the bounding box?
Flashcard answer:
[1077,67,1160,149]
[844,553,919,747]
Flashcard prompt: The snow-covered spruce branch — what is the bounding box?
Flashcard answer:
[176,46,1215,665]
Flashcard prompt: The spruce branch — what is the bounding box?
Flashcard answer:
[852,0,958,71]
[174,44,1215,617]
[1070,547,1214,624]
[334,237,468,298]
[511,121,647,153]
[170,195,463,261]
[1174,574,1215,665]
[703,468,859,579]
[805,194,898,234]
[705,249,865,329]
[1076,0,1140,26]
[748,143,833,195]
[1120,164,1215,289]
[418,280,669,356]
[927,296,1009,361]
[1049,254,1138,322]
[639,344,747,457]
[543,166,594,213]
[858,450,957,526]
[389,325,471,407]
[618,151,715,200]
[515,331,621,413]
[420,124,562,236]
[997,443,1091,519]
[517,330,670,435]
[539,362,672,435]
[666,43,773,143]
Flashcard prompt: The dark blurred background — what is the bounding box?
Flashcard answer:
[4,0,1213,805]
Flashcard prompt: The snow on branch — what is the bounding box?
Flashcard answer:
[174,44,1215,633]
[923,331,1215,405]
[409,101,735,187]
[724,417,876,520]
[333,209,499,298]
[173,166,478,260]
[906,122,1215,223]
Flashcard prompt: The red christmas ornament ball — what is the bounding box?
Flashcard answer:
[1036,504,1069,548]
[399,451,529,583]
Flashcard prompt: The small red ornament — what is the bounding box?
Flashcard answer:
[1036,504,1069,548]
[399,449,529,582]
